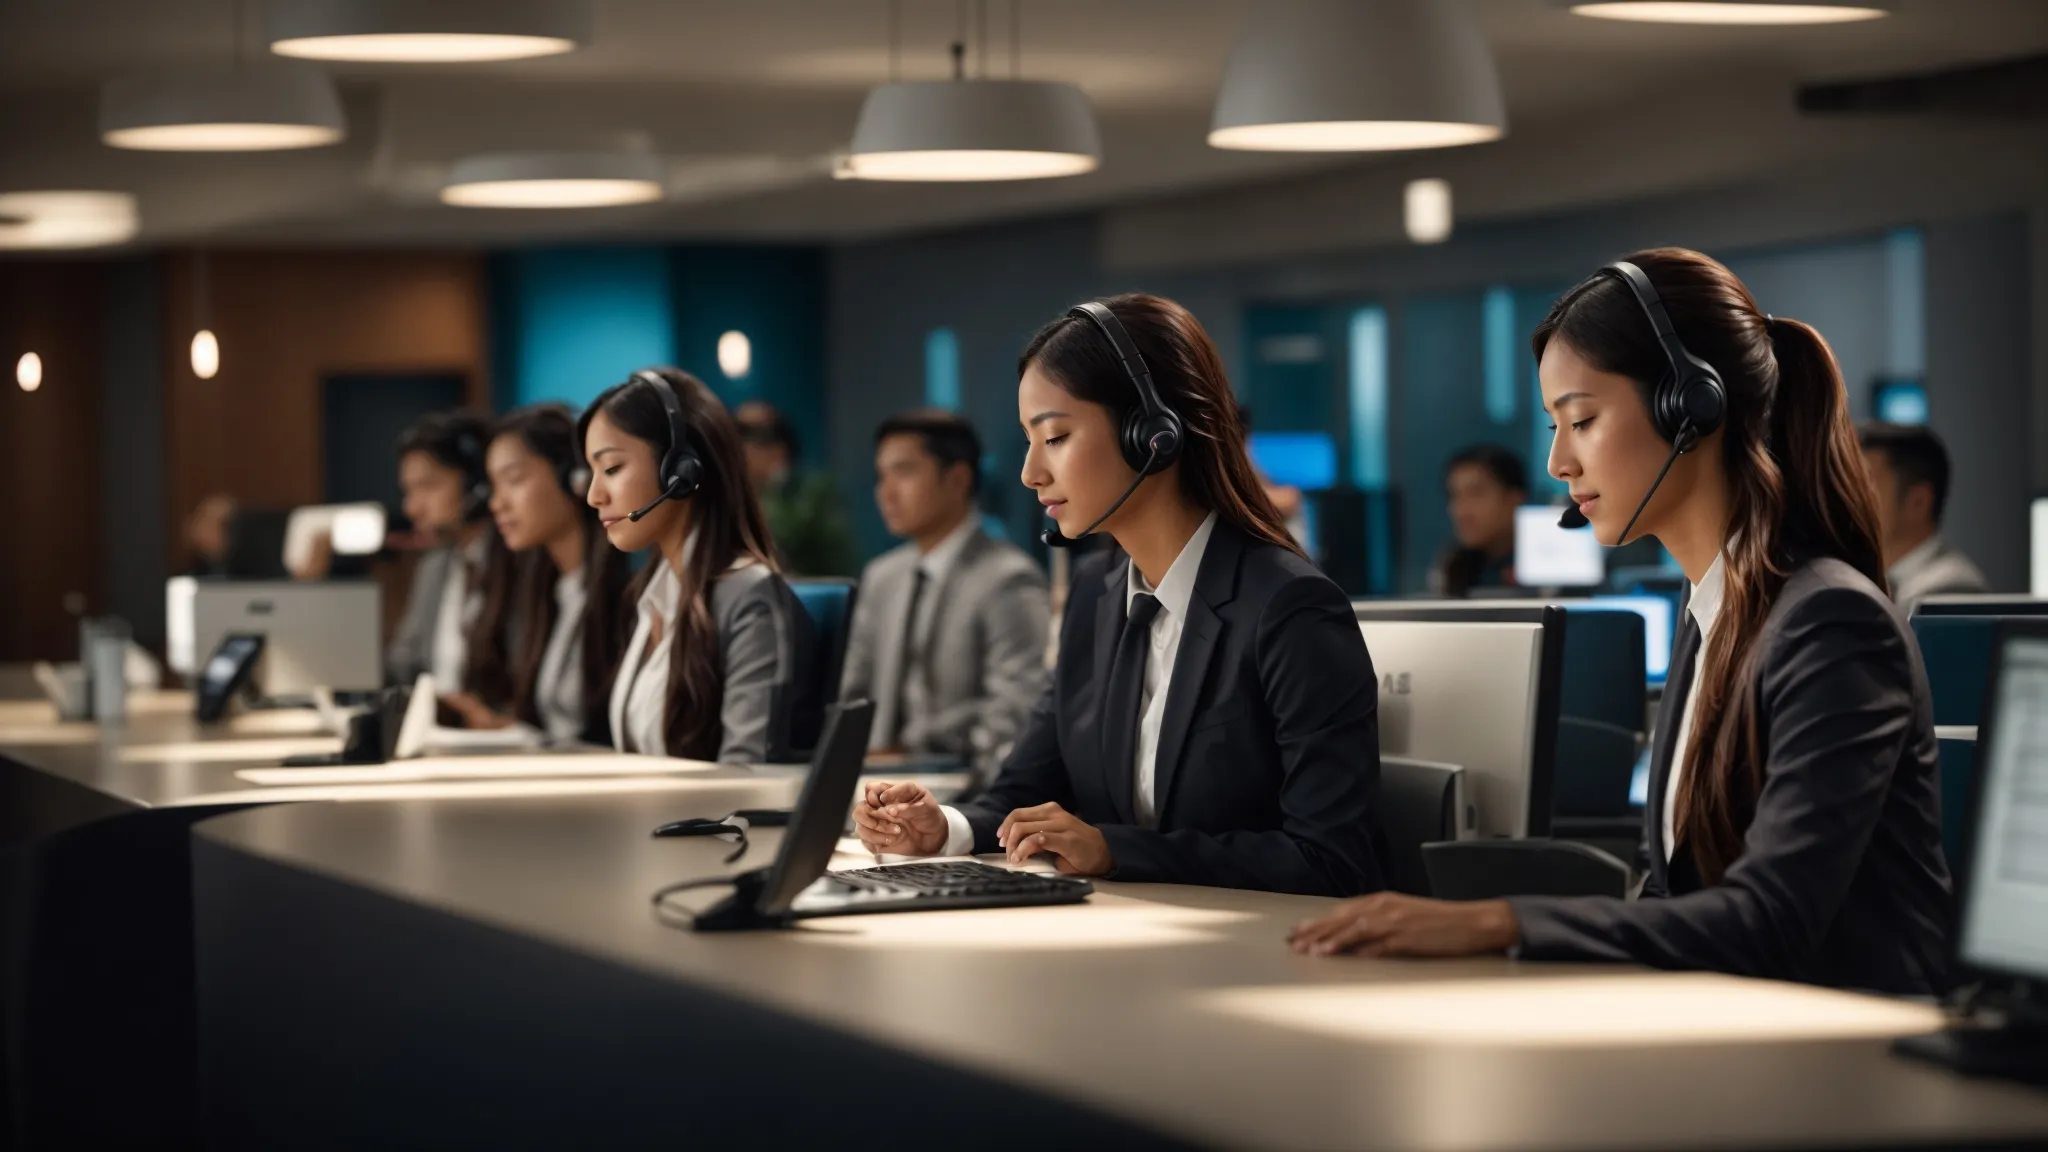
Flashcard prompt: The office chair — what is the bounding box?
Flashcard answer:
[1422,839,1631,901]
[789,578,859,708]
[1911,615,1996,727]
[1377,756,1467,896]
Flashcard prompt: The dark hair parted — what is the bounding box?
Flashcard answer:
[1445,443,1528,494]
[1017,293,1303,559]
[461,403,631,744]
[397,409,490,482]
[876,408,984,495]
[1531,247,1887,884]
[1859,421,1954,525]
[577,368,778,760]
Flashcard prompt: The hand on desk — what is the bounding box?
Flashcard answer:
[1288,893,1518,958]
[852,781,950,856]
[997,802,1112,876]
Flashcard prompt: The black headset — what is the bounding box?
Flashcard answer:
[1601,260,1727,448]
[625,368,704,522]
[1068,301,1184,475]
[449,423,493,524]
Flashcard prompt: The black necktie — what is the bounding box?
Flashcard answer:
[1104,592,1162,824]
[891,569,929,747]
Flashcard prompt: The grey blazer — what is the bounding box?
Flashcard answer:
[385,545,458,687]
[1508,556,1953,995]
[610,563,822,764]
[840,529,1050,771]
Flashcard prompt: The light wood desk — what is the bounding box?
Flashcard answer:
[191,790,2048,1152]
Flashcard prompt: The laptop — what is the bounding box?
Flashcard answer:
[680,698,1094,931]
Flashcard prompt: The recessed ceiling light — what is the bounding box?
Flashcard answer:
[440,152,667,208]
[0,191,139,249]
[1211,0,1507,153]
[267,0,592,62]
[100,63,344,151]
[1565,1,1890,24]
[846,80,1101,182]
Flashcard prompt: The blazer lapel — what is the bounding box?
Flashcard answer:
[1151,524,1245,826]
[1646,616,1702,884]
[1096,555,1135,824]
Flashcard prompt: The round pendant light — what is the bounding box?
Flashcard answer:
[440,152,667,208]
[267,0,592,62]
[847,80,1101,182]
[1210,0,1506,152]
[100,62,344,151]
[1563,0,1890,23]
[0,191,139,249]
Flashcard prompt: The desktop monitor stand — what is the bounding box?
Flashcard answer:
[1895,984,2048,1088]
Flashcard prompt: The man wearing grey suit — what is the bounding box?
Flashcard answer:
[841,411,1050,775]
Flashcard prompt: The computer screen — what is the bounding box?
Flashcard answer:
[1872,378,1929,425]
[1959,632,2048,981]
[192,581,382,694]
[1591,594,1675,684]
[1247,431,1338,491]
[1514,505,1604,588]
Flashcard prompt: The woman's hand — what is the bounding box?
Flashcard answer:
[437,691,514,731]
[1288,893,1518,957]
[851,780,951,856]
[997,802,1113,876]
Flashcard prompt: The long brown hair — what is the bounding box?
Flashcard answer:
[464,404,632,742]
[1531,247,1887,883]
[578,368,778,759]
[1018,293,1304,559]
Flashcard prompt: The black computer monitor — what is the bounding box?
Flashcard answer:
[223,508,291,579]
[1916,596,2048,617]
[1955,622,2048,989]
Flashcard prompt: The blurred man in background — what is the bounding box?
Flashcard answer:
[1859,422,1988,612]
[1428,443,1526,598]
[841,410,1048,776]
[733,399,857,577]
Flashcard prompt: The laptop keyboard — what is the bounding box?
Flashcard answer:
[824,860,1092,900]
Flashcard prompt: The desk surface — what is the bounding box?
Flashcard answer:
[196,791,2048,1152]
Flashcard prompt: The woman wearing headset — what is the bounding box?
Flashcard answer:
[1288,249,1951,994]
[439,404,631,744]
[580,369,821,763]
[853,294,1385,897]
[384,410,506,692]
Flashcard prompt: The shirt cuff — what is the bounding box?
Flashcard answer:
[939,805,976,857]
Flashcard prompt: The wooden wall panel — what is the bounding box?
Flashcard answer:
[0,260,104,661]
[160,250,491,573]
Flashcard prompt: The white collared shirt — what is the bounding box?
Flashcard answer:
[1664,552,1726,861]
[911,514,982,654]
[428,536,487,690]
[534,569,588,742]
[610,535,756,756]
[936,512,1219,856]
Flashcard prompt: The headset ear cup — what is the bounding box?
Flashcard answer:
[669,452,703,498]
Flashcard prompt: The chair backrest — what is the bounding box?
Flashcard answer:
[1422,839,1631,901]
[1377,756,1465,896]
[1911,614,1996,727]
[1937,734,1976,880]
[789,578,859,710]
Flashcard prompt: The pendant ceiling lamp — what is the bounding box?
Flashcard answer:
[1563,0,1891,23]
[1210,0,1506,152]
[266,0,592,63]
[101,61,344,150]
[0,191,139,249]
[103,2,343,151]
[440,152,667,208]
[846,0,1101,182]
